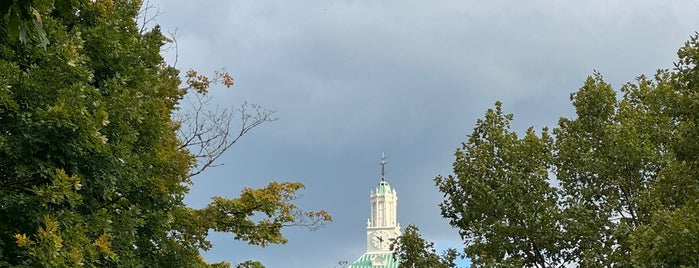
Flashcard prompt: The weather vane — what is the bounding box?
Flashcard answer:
[380,152,388,181]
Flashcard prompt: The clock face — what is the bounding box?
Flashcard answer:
[371,230,391,250]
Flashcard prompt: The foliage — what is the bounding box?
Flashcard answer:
[0,0,52,46]
[390,224,459,268]
[333,260,349,268]
[428,33,699,267]
[435,102,563,267]
[236,260,266,268]
[0,0,330,267]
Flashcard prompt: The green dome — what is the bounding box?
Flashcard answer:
[377,180,392,194]
[348,253,400,268]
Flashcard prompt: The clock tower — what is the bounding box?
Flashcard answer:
[348,154,402,268]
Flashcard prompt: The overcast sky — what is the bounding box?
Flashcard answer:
[149,1,699,267]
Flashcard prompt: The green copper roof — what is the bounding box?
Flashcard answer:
[348,253,400,268]
[377,180,392,194]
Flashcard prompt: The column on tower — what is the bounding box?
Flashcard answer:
[388,199,393,227]
[372,194,377,227]
[379,197,385,226]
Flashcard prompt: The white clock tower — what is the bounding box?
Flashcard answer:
[348,154,402,268]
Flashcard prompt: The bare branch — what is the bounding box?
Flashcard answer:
[164,29,179,67]
[137,0,162,35]
[174,93,277,177]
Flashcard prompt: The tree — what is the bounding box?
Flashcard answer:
[431,33,699,267]
[332,260,349,268]
[390,224,459,268]
[236,260,266,268]
[0,1,330,267]
[435,102,564,267]
[624,33,699,267]
[552,72,672,266]
[174,86,277,178]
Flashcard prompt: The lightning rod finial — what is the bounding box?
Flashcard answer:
[380,153,388,181]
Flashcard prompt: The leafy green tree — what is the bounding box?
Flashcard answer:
[553,72,674,266]
[435,102,564,267]
[432,33,699,267]
[390,225,459,268]
[625,33,699,267]
[236,260,266,268]
[334,260,349,268]
[0,1,330,267]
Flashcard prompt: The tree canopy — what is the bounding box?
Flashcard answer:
[391,224,459,268]
[395,33,699,267]
[0,1,330,267]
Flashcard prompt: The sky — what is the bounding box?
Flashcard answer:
[147,1,699,267]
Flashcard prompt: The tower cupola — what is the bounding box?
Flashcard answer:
[349,153,402,267]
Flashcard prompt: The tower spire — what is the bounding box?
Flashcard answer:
[380,153,387,181]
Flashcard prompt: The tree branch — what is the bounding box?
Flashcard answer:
[175,92,277,177]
